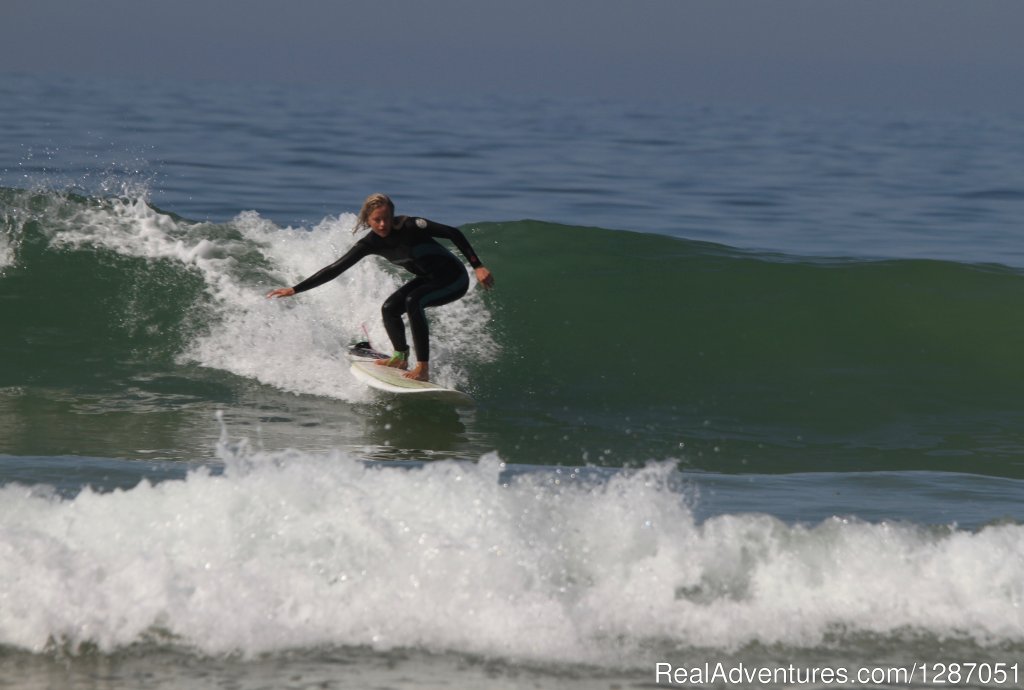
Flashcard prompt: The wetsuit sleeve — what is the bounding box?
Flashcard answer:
[422,220,483,269]
[291,241,371,294]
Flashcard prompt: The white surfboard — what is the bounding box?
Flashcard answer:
[349,360,474,404]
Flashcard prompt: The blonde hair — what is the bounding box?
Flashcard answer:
[355,193,395,232]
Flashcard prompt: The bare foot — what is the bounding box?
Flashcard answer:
[403,362,429,381]
[376,353,408,369]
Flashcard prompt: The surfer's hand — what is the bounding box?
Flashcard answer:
[266,287,296,299]
[475,266,495,289]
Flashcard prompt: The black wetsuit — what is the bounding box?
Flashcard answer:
[291,216,483,362]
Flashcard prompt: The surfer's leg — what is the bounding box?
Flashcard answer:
[404,270,469,366]
[380,280,423,368]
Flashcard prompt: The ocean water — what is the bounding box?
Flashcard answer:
[2,72,1024,688]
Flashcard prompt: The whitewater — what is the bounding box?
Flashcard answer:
[4,436,1024,665]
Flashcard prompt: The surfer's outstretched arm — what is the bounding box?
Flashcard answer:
[265,242,371,299]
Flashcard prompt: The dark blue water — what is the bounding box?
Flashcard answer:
[6,73,1024,263]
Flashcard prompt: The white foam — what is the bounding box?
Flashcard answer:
[0,189,28,273]
[0,234,13,273]
[1,441,1022,664]
[45,196,498,399]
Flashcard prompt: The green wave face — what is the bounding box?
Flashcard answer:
[477,220,1024,472]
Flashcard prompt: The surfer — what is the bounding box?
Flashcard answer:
[266,193,495,381]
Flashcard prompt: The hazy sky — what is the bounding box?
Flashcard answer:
[3,0,1024,110]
